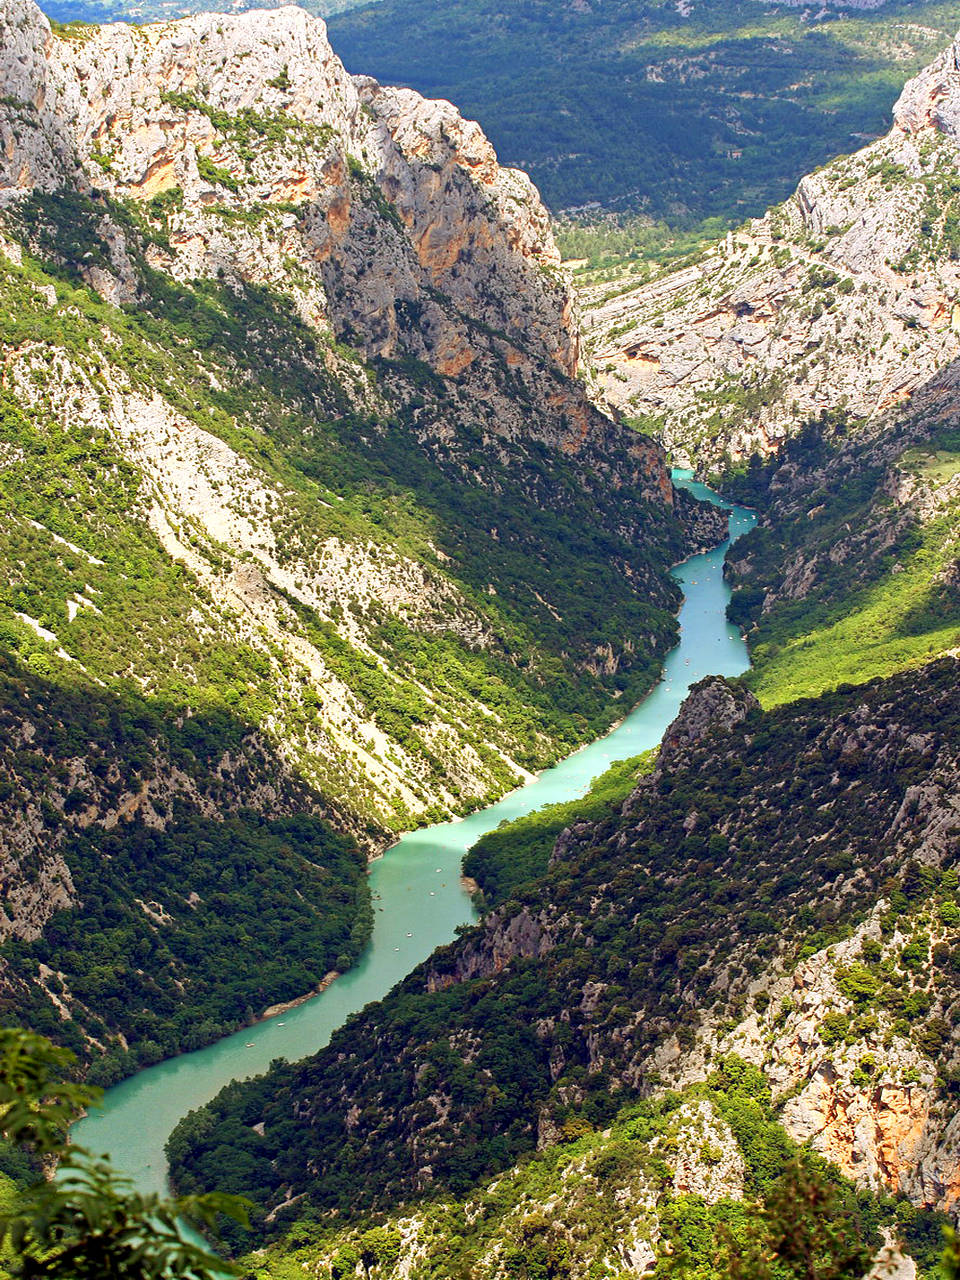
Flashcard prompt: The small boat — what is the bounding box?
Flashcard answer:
[406,932,412,937]
[429,891,435,896]
[277,1022,285,1026]
[245,1042,255,1047]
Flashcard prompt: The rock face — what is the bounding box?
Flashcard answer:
[580,31,960,469]
[0,0,668,490]
[651,675,758,776]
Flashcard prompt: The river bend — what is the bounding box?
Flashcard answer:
[72,473,755,1195]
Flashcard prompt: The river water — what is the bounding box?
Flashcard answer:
[72,473,755,1196]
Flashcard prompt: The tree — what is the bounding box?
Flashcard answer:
[661,1155,873,1280]
[0,1027,248,1278]
[728,1156,874,1280]
[942,1228,960,1280]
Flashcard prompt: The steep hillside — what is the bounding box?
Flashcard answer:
[723,381,960,707]
[0,0,713,1074]
[168,659,960,1257]
[0,653,373,1083]
[243,1061,920,1279]
[582,32,960,469]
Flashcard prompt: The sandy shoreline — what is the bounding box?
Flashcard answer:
[259,969,340,1022]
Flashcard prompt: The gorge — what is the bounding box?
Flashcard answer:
[73,475,755,1198]
[1,0,960,1276]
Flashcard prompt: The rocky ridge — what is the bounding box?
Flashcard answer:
[580,32,960,471]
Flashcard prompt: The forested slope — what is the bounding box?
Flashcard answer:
[332,0,960,223]
[722,373,960,707]
[169,659,960,1261]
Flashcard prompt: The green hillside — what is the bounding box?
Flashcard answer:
[168,660,960,1254]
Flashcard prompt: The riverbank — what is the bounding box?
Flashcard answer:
[72,476,755,1198]
[259,971,340,1023]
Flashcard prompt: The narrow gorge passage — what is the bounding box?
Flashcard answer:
[71,474,755,1196]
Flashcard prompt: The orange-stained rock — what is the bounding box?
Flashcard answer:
[326,193,351,239]
[128,152,177,199]
[271,171,319,203]
[433,337,477,378]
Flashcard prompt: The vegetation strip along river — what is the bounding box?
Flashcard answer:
[72,473,756,1196]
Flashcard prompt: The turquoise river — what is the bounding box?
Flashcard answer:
[72,473,756,1196]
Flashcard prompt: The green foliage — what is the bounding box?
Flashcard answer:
[0,1027,247,1278]
[329,0,960,223]
[464,750,655,906]
[675,1154,875,1280]
[3,805,369,1080]
[196,155,240,193]
[555,215,727,284]
[168,662,960,1229]
[723,418,960,706]
[160,92,334,168]
[941,1227,960,1280]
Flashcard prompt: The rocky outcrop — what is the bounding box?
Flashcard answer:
[650,675,758,776]
[425,904,556,989]
[579,32,960,470]
[666,1099,745,1204]
[0,0,671,498]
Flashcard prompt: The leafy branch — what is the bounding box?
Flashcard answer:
[0,1028,249,1278]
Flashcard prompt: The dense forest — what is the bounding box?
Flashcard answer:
[329,0,960,222]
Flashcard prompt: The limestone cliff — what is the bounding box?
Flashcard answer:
[0,0,670,494]
[580,31,960,471]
